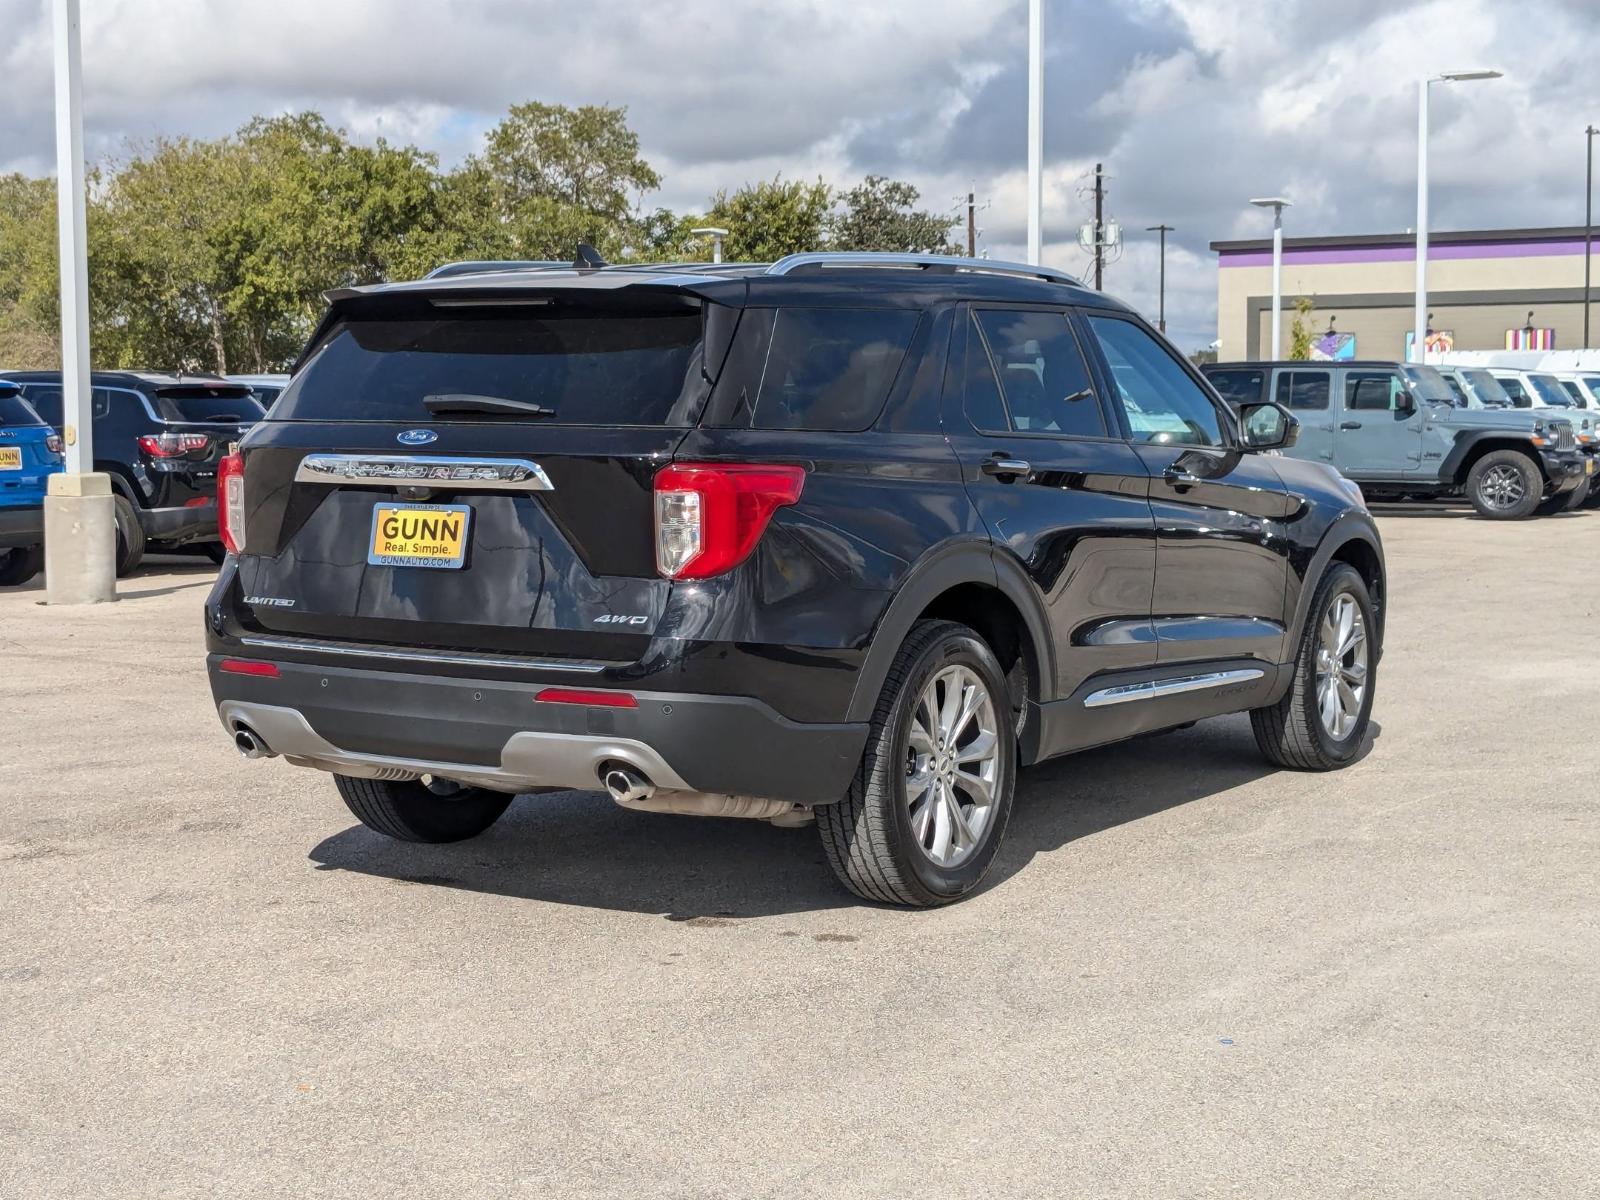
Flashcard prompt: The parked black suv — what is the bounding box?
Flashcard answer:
[0,371,264,574]
[204,251,1385,906]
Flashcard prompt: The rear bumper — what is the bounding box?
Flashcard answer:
[0,505,44,549]
[207,656,868,805]
[140,500,217,544]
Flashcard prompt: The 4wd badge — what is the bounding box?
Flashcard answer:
[593,614,648,626]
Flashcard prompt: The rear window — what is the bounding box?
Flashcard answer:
[154,388,266,423]
[716,308,920,431]
[0,391,44,426]
[1203,368,1265,408]
[272,310,707,425]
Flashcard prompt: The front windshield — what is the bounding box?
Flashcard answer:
[1400,365,1456,403]
[1460,369,1511,407]
[1528,374,1574,407]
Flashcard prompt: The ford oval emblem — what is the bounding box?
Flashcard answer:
[397,429,438,446]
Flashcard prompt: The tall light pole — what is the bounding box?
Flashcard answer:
[46,0,116,604]
[690,226,728,264]
[1414,69,1502,362]
[1026,0,1043,265]
[1146,223,1173,333]
[1585,125,1596,348]
[1250,198,1291,360]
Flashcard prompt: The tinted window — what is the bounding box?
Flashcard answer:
[1085,315,1222,447]
[1561,380,1585,405]
[1204,368,1265,408]
[153,388,265,423]
[974,309,1104,437]
[1529,375,1575,407]
[961,313,1009,432]
[274,310,708,425]
[1346,372,1405,412]
[1442,375,1468,404]
[19,386,63,426]
[1461,369,1511,407]
[1274,370,1330,411]
[0,392,43,426]
[1400,365,1456,403]
[748,308,919,431]
[1495,375,1530,406]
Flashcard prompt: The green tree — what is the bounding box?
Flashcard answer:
[1288,295,1316,360]
[0,174,61,368]
[702,176,832,262]
[829,175,956,253]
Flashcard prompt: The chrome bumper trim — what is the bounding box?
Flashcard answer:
[217,701,690,795]
[1083,668,1265,709]
[293,453,554,491]
[236,635,608,674]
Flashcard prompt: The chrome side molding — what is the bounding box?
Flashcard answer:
[236,635,606,674]
[294,454,554,491]
[1083,668,1265,709]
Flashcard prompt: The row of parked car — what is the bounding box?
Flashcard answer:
[0,372,287,584]
[1200,357,1597,520]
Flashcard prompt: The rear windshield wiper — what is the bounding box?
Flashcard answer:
[422,393,557,418]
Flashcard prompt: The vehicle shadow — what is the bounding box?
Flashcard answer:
[306,717,1381,920]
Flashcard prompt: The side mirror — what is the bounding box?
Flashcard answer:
[1396,391,1417,417]
[1239,401,1300,451]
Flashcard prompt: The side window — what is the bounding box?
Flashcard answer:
[91,388,113,420]
[1204,368,1264,409]
[21,386,63,427]
[1496,376,1529,406]
[1084,314,1223,447]
[960,312,1009,433]
[1561,381,1585,406]
[973,308,1105,437]
[1345,371,1404,412]
[1443,375,1467,404]
[1274,370,1330,411]
[748,308,919,432]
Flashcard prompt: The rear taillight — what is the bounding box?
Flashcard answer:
[137,432,211,458]
[218,453,245,555]
[653,463,806,579]
[45,433,63,455]
[219,658,279,678]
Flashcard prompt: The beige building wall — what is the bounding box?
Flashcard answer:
[1215,246,1600,361]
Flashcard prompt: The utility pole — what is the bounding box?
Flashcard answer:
[1146,223,1174,333]
[966,191,977,257]
[1026,0,1043,264]
[1092,163,1105,290]
[1586,125,1596,348]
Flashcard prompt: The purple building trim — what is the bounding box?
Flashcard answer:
[1220,239,1588,268]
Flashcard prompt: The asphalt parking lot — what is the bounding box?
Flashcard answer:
[2,508,1597,1199]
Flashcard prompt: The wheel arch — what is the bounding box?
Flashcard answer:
[845,541,1054,723]
[1289,514,1387,659]
[1444,434,1546,486]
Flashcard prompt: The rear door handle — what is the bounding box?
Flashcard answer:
[1340,421,1362,430]
[1163,465,1201,491]
[982,457,1031,480]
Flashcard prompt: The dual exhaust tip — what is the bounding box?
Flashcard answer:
[602,764,654,804]
[233,725,273,760]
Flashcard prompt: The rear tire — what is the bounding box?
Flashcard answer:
[334,774,512,843]
[0,546,43,586]
[112,493,145,576]
[1251,563,1376,771]
[816,619,1016,908]
[1465,449,1541,520]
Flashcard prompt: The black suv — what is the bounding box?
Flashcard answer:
[204,251,1385,907]
[0,371,264,573]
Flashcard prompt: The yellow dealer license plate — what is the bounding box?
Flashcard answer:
[0,447,20,470]
[368,502,471,569]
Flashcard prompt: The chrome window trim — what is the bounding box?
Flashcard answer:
[1083,668,1265,708]
[293,453,555,491]
[236,635,606,674]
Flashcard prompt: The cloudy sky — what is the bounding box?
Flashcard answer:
[3,0,1596,348]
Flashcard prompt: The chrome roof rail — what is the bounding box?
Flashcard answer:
[425,260,572,280]
[766,251,1081,286]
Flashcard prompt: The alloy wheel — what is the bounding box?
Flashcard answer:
[903,665,1001,868]
[1478,463,1526,511]
[1314,593,1368,741]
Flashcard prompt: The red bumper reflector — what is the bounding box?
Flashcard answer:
[534,687,638,709]
[219,658,280,678]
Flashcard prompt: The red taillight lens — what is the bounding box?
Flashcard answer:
[534,688,638,708]
[218,453,245,555]
[219,658,279,678]
[137,432,211,458]
[653,463,806,579]
[45,433,63,455]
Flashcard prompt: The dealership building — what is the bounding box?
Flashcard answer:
[1211,225,1600,361]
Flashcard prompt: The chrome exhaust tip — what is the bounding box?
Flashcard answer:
[233,726,273,760]
[602,764,654,804]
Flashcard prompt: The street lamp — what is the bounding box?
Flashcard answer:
[1249,198,1291,360]
[1026,0,1043,265]
[1146,224,1174,334]
[1414,69,1503,362]
[690,227,729,264]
